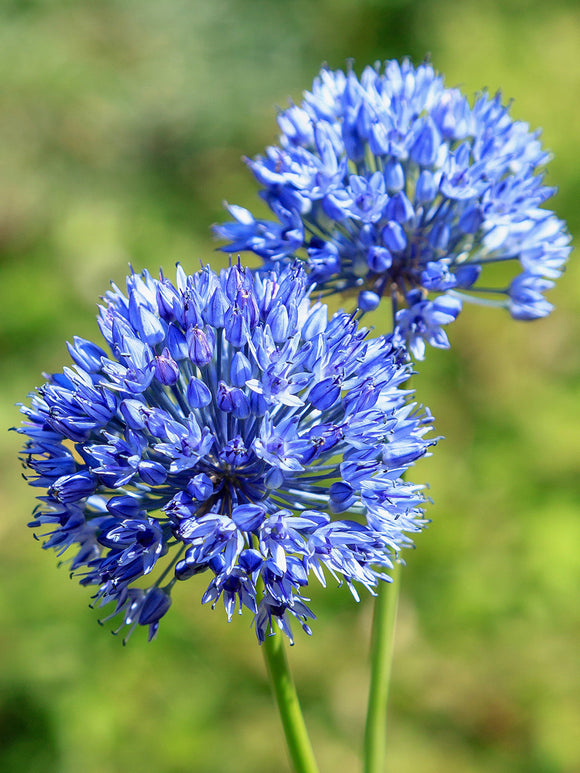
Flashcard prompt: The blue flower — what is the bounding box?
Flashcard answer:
[18,262,435,644]
[215,59,571,358]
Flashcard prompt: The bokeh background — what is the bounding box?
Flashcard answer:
[1,1,579,771]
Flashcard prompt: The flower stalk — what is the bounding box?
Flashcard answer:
[364,561,401,773]
[262,631,320,773]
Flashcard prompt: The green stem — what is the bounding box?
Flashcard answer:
[364,561,401,773]
[262,632,320,773]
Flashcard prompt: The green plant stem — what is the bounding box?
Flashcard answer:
[364,561,401,773]
[262,631,320,773]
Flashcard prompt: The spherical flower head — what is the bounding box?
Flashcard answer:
[215,59,571,359]
[18,262,435,644]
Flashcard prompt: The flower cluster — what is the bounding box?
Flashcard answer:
[18,263,435,643]
[215,59,570,358]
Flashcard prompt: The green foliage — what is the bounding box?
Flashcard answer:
[1,1,578,771]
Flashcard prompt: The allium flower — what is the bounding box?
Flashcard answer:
[18,263,435,643]
[215,59,571,359]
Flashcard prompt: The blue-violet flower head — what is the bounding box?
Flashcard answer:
[215,59,571,359]
[18,262,435,644]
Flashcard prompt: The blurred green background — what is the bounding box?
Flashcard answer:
[1,1,578,771]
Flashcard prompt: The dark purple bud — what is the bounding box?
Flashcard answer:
[216,381,235,413]
[187,325,214,366]
[224,305,247,347]
[96,517,128,548]
[114,398,146,429]
[106,495,142,518]
[164,491,196,520]
[345,378,380,411]
[138,588,172,626]
[309,378,341,410]
[239,548,263,573]
[156,280,179,321]
[232,504,266,532]
[454,264,481,289]
[384,160,405,193]
[186,473,213,501]
[411,118,441,167]
[458,206,483,234]
[154,348,180,385]
[130,301,166,346]
[231,389,251,420]
[428,223,450,251]
[381,221,407,252]
[367,246,392,273]
[230,352,252,387]
[138,461,167,486]
[384,192,415,224]
[187,376,212,408]
[182,293,204,329]
[166,324,189,361]
[267,306,289,343]
[329,481,356,511]
[217,381,249,418]
[342,120,365,164]
[301,423,341,463]
[236,287,259,328]
[225,264,248,299]
[206,287,229,328]
[141,408,170,438]
[50,471,96,503]
[358,290,381,312]
[415,169,438,203]
[264,466,284,489]
[249,390,267,417]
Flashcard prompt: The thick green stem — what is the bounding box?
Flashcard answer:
[364,561,401,773]
[262,631,320,773]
